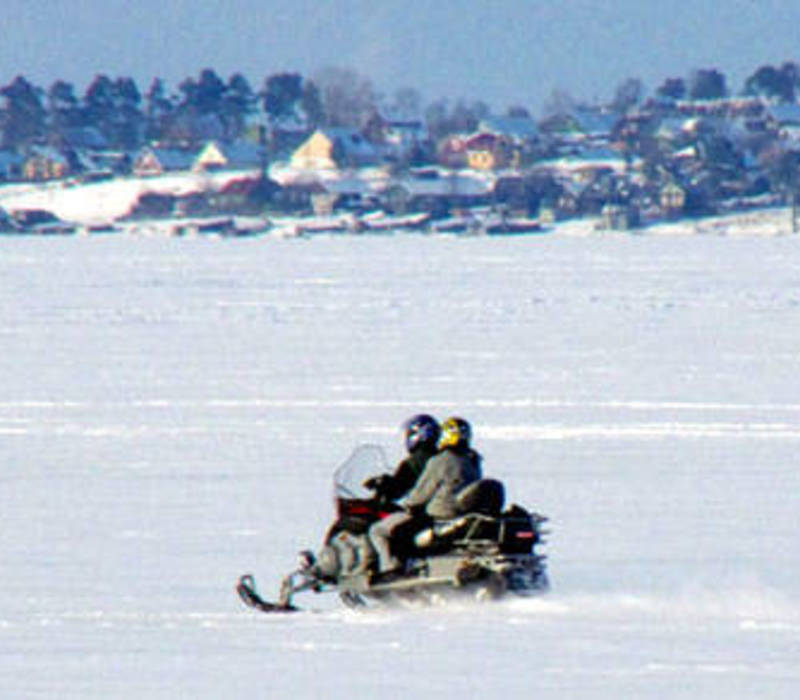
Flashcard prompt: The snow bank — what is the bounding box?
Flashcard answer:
[552,207,798,237]
[0,169,258,225]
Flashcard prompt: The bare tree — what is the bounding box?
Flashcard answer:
[313,67,376,128]
[385,87,422,121]
[541,88,575,119]
[612,78,644,113]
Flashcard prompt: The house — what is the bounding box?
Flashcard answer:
[290,129,381,171]
[383,119,427,156]
[764,103,800,128]
[269,126,313,160]
[463,132,514,170]
[271,179,330,213]
[193,141,229,170]
[534,147,633,183]
[78,150,133,179]
[655,117,698,146]
[377,168,495,216]
[659,181,687,218]
[194,141,264,172]
[180,176,280,216]
[259,113,314,160]
[438,131,516,171]
[133,146,196,176]
[573,108,619,142]
[492,175,529,212]
[541,107,619,149]
[539,186,581,223]
[479,116,539,145]
[364,111,428,162]
[437,117,538,171]
[763,103,800,145]
[0,150,24,180]
[598,202,641,231]
[22,147,70,181]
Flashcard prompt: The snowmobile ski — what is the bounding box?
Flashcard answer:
[236,574,299,613]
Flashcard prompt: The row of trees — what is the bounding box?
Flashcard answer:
[653,63,800,102]
[0,64,508,157]
[3,61,800,154]
[543,63,800,120]
[0,67,420,152]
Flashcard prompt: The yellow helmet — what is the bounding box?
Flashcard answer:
[439,417,472,449]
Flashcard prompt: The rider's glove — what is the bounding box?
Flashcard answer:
[363,474,389,492]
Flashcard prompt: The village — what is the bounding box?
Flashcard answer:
[1,67,800,236]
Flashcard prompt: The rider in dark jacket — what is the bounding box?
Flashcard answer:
[364,414,440,502]
[370,416,481,574]
[325,414,440,543]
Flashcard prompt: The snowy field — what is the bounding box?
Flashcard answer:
[2,230,800,698]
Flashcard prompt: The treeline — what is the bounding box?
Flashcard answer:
[3,60,800,154]
[0,66,493,153]
[1,69,310,151]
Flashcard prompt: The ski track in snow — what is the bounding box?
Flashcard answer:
[1,235,800,698]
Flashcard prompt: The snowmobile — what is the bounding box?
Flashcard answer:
[236,444,549,613]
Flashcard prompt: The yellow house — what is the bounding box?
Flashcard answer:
[467,149,514,171]
[133,147,195,176]
[194,141,228,171]
[291,131,341,170]
[291,129,378,171]
[193,141,264,172]
[463,133,512,171]
[467,150,495,170]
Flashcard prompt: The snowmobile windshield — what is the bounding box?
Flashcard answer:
[333,444,389,501]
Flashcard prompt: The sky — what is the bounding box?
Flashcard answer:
[3,0,800,115]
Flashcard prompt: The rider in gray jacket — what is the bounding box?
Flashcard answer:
[369,417,482,574]
[404,425,482,519]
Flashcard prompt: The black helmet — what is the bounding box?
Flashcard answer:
[439,416,472,449]
[404,414,440,452]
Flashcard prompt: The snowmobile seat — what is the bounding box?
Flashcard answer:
[455,478,505,517]
[411,480,505,553]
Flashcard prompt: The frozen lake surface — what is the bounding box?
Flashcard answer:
[2,233,800,698]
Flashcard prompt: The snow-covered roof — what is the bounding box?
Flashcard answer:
[479,116,539,141]
[766,103,800,126]
[267,112,312,133]
[779,124,800,145]
[383,120,426,148]
[26,146,69,164]
[656,117,696,139]
[321,128,380,159]
[398,170,495,197]
[672,145,699,160]
[145,148,196,171]
[60,126,109,150]
[536,147,633,174]
[572,108,618,136]
[269,162,494,199]
[218,142,263,169]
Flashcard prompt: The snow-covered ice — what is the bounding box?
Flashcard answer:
[1,231,800,698]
